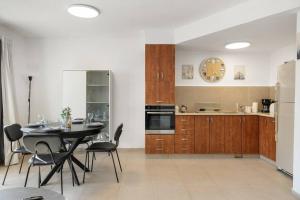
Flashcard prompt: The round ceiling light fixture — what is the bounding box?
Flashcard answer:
[225,42,251,50]
[68,4,100,19]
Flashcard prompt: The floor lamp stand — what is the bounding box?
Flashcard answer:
[28,76,32,124]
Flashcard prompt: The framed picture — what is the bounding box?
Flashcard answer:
[234,65,246,80]
[297,33,300,60]
[182,64,194,79]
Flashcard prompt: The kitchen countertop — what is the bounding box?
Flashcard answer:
[176,112,275,118]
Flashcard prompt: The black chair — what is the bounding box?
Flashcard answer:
[83,123,123,183]
[2,124,31,185]
[23,134,70,194]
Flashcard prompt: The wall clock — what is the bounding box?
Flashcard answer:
[199,57,225,82]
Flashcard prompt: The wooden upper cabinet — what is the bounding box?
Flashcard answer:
[224,116,242,154]
[194,116,210,153]
[210,116,225,153]
[145,44,175,104]
[242,115,259,154]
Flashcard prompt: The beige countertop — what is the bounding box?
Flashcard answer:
[176,112,275,118]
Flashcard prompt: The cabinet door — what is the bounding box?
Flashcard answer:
[145,134,174,154]
[195,116,210,153]
[175,116,194,153]
[175,134,194,153]
[145,45,160,104]
[210,116,225,153]
[224,116,242,154]
[242,116,259,154]
[267,118,276,161]
[158,45,175,104]
[62,71,86,118]
[259,116,267,156]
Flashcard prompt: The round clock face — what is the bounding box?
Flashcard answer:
[199,57,225,82]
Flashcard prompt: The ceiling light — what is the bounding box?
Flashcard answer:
[225,42,251,50]
[68,4,100,19]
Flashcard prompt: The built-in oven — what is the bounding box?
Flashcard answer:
[145,105,175,134]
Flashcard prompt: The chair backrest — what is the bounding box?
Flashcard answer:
[23,134,63,154]
[114,123,123,146]
[4,124,23,142]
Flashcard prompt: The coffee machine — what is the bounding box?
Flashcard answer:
[261,99,273,113]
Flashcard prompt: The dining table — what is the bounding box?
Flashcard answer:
[22,123,103,186]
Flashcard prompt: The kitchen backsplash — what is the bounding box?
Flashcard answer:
[176,86,275,112]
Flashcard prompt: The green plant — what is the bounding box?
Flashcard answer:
[61,107,71,119]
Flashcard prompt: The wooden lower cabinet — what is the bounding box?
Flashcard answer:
[145,134,174,154]
[209,116,225,153]
[259,116,276,161]
[224,116,242,154]
[242,115,259,154]
[145,115,275,157]
[175,116,195,153]
[195,116,210,153]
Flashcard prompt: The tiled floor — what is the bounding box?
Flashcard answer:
[0,149,298,200]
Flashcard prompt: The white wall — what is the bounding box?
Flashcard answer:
[176,50,272,86]
[293,12,300,196]
[269,44,296,85]
[0,25,30,125]
[25,33,145,148]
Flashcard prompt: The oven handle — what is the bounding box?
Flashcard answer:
[146,112,174,114]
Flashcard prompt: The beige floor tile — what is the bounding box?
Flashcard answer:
[0,149,297,200]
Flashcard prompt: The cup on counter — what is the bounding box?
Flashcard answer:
[245,106,252,113]
[252,102,258,113]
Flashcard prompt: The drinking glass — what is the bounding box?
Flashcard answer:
[87,113,94,124]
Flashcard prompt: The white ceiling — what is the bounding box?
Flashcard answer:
[0,0,251,37]
[177,13,297,53]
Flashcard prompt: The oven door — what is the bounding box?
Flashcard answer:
[145,111,175,134]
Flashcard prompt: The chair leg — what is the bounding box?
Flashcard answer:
[24,164,32,187]
[110,152,119,183]
[60,163,64,194]
[93,152,96,160]
[91,152,95,172]
[19,154,25,174]
[82,152,88,184]
[87,150,90,170]
[115,149,122,172]
[38,166,41,188]
[2,152,15,185]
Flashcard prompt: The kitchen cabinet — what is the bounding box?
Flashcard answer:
[225,116,242,154]
[259,116,276,161]
[242,115,259,154]
[175,116,195,153]
[145,44,175,104]
[194,116,210,153]
[145,134,174,154]
[210,116,225,153]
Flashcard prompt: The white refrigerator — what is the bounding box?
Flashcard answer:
[276,61,295,176]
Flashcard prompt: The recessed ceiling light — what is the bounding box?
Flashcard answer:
[225,42,251,50]
[68,4,100,19]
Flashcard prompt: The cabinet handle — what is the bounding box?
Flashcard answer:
[156,72,159,80]
[155,138,164,141]
[161,72,164,80]
[155,148,164,151]
[181,120,187,122]
[181,138,188,141]
[156,100,164,103]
